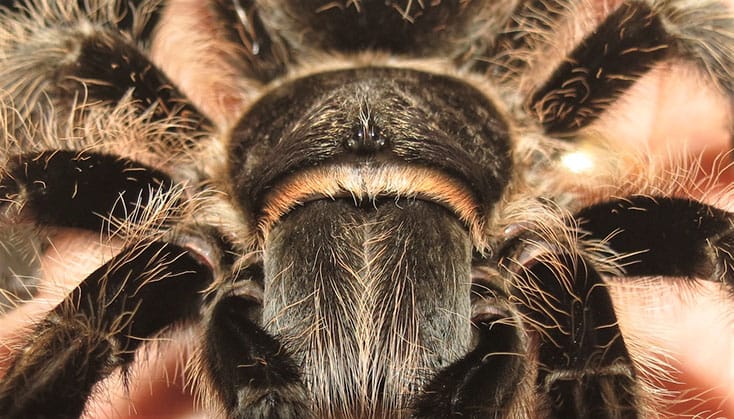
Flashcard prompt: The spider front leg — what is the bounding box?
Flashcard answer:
[0,240,212,418]
[577,195,734,285]
[203,292,311,418]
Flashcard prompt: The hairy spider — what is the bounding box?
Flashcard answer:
[0,0,733,417]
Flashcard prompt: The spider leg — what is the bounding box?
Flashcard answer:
[0,240,212,418]
[577,195,734,284]
[527,1,670,134]
[1,1,208,132]
[1,150,176,232]
[411,284,527,418]
[488,0,734,135]
[517,253,639,418]
[0,149,181,308]
[203,293,311,418]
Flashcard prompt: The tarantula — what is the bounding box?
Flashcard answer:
[0,0,733,417]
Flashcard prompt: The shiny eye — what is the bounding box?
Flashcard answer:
[346,120,385,153]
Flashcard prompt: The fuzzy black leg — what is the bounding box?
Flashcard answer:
[1,150,176,231]
[51,27,206,128]
[1,5,209,133]
[204,295,311,418]
[516,253,638,418]
[0,240,212,418]
[0,150,176,310]
[529,1,670,134]
[412,295,526,418]
[577,195,734,284]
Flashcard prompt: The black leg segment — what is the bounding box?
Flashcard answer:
[0,240,212,418]
[1,150,176,231]
[576,195,734,285]
[1,7,208,134]
[528,1,670,134]
[514,253,639,418]
[52,28,206,127]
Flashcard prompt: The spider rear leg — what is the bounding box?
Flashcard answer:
[577,195,734,284]
[515,252,639,418]
[203,294,312,418]
[0,240,213,418]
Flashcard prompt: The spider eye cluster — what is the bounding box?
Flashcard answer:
[346,118,384,154]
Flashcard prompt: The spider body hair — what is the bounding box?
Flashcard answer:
[0,0,733,418]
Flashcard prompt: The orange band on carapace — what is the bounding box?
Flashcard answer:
[258,164,485,243]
